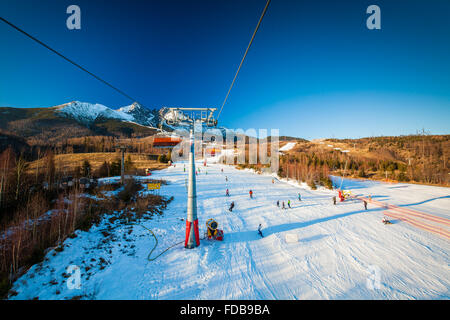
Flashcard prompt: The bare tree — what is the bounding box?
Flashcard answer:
[14,156,28,201]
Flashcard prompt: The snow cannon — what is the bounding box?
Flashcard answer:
[338,190,344,202]
[206,219,224,241]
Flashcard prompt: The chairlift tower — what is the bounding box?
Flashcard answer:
[167,107,217,249]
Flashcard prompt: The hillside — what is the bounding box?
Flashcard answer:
[251,135,450,187]
[27,152,168,174]
[0,130,31,155]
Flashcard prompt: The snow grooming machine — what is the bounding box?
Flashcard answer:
[205,219,224,241]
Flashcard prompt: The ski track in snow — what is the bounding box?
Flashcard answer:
[9,162,450,300]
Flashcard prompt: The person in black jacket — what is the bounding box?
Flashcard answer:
[257,224,263,237]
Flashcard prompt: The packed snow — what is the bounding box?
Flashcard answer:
[9,162,450,300]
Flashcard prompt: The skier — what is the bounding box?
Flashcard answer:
[229,201,235,212]
[221,168,224,173]
[276,200,280,207]
[272,179,274,184]
[382,216,392,225]
[226,189,230,196]
[298,193,301,201]
[257,224,263,237]
[288,200,291,208]
[332,196,336,205]
[363,200,368,210]
[225,176,228,182]
[282,201,285,209]
[249,190,253,199]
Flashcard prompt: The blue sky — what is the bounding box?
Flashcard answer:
[0,0,449,139]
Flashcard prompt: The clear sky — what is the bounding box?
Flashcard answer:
[1,0,449,139]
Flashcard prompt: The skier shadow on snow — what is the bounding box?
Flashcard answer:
[367,195,390,200]
[287,204,317,209]
[388,185,409,189]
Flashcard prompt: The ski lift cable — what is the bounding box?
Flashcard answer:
[217,0,271,120]
[0,16,142,105]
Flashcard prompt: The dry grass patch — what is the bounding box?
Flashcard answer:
[27,152,169,174]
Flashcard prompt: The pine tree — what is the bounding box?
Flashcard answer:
[124,155,134,172]
[81,160,91,177]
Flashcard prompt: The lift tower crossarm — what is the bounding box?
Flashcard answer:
[167,107,218,128]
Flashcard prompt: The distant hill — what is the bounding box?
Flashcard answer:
[0,101,162,143]
[278,134,450,186]
[0,130,31,155]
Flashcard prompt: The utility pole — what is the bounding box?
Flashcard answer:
[339,159,348,190]
[339,151,349,190]
[120,147,126,184]
[115,145,127,184]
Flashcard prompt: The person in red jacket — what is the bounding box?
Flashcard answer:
[249,189,253,198]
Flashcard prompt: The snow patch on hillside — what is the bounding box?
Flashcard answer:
[280,142,296,152]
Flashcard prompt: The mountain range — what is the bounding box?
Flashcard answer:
[0,101,194,143]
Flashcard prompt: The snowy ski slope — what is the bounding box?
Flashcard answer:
[9,162,450,299]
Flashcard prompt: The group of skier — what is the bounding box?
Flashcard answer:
[276,193,302,210]
[331,194,368,211]
[276,200,290,209]
[220,167,383,236]
[226,189,253,212]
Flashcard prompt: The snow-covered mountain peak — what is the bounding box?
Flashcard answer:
[55,101,134,125]
[116,102,142,113]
